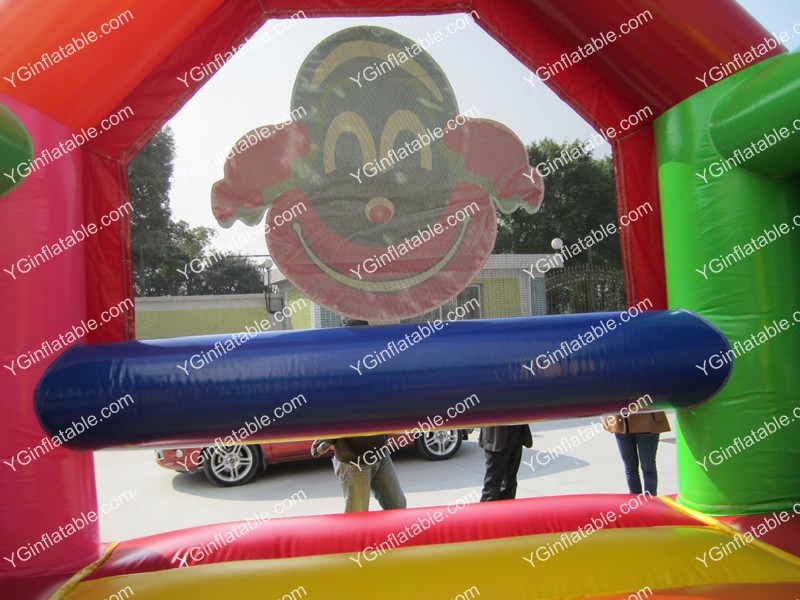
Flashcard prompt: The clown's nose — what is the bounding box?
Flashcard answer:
[365,196,394,224]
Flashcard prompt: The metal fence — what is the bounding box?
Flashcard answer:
[545,264,626,314]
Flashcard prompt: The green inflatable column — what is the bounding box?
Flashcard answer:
[0,103,33,197]
[655,56,800,514]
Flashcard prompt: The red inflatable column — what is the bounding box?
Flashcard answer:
[0,96,99,597]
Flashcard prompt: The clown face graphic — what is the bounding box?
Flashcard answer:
[212,26,542,320]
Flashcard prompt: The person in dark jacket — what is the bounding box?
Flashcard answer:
[310,317,406,513]
[311,433,406,513]
[604,412,671,495]
[478,424,533,501]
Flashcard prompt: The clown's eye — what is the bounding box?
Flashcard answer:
[323,111,376,173]
[380,110,433,170]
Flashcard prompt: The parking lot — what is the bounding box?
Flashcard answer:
[95,414,678,542]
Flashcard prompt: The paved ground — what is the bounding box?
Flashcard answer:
[95,413,677,542]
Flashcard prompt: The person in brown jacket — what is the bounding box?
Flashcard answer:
[604,412,670,495]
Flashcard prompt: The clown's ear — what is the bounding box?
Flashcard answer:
[212,121,312,228]
[443,118,544,215]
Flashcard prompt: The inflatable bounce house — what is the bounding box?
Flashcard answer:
[1,1,799,598]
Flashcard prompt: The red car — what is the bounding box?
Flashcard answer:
[155,429,470,487]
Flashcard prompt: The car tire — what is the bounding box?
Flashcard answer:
[415,429,462,460]
[201,444,262,487]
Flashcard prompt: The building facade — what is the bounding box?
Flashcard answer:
[136,254,561,338]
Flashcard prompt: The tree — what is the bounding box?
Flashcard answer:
[186,254,264,295]
[128,127,262,296]
[495,138,620,268]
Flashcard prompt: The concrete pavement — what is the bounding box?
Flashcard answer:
[95,413,677,542]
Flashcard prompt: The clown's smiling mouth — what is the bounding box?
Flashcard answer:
[291,218,470,293]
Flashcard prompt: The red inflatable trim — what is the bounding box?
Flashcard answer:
[86,494,703,580]
[718,513,800,559]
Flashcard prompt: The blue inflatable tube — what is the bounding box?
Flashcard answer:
[35,310,731,450]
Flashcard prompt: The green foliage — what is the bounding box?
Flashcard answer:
[495,138,620,268]
[128,127,262,296]
[185,254,264,295]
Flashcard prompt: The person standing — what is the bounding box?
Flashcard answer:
[604,412,671,495]
[478,424,532,501]
[310,317,406,513]
[311,434,407,513]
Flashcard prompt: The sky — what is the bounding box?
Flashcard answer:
[167,1,799,259]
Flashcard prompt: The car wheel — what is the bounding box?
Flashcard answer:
[201,444,261,487]
[415,429,462,460]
